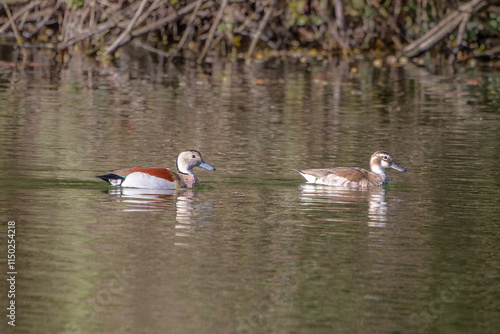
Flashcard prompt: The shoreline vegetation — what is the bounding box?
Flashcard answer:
[0,0,499,65]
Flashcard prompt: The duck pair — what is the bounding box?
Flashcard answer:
[96,150,405,189]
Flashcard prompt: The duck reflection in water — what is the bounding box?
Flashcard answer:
[107,188,177,211]
[106,188,212,245]
[298,185,389,225]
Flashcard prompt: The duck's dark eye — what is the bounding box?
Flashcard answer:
[383,156,388,160]
[192,155,196,159]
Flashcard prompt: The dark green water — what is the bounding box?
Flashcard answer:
[0,51,499,333]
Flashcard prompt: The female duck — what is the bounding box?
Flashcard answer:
[296,151,405,187]
[96,150,215,189]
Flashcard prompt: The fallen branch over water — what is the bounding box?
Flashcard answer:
[244,0,276,63]
[103,0,149,56]
[403,0,489,57]
[198,0,227,63]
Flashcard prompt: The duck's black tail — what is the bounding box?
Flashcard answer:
[96,174,125,186]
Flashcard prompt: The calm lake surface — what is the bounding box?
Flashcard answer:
[1,49,499,333]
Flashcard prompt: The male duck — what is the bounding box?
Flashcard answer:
[96,150,215,189]
[295,151,405,187]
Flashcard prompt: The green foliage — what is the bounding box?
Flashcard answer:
[287,0,310,26]
[217,19,235,34]
[403,0,417,12]
[64,0,85,9]
[486,12,500,33]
